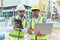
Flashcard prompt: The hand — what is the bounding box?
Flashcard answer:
[13,22,20,29]
[28,27,32,34]
[35,31,43,36]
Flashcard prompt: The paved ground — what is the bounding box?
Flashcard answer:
[47,29,60,40]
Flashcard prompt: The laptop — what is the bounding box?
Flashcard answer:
[34,23,53,35]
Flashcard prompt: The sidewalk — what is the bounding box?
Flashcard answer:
[47,27,60,40]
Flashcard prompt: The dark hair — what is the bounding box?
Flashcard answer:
[32,9,40,11]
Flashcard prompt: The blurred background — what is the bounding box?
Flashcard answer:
[0,0,60,40]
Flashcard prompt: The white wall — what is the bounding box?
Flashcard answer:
[3,0,39,7]
[0,0,1,7]
[27,0,39,6]
[3,0,21,7]
[17,0,39,6]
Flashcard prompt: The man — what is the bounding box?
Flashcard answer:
[28,5,47,40]
[6,3,28,40]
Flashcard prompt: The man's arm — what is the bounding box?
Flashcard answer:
[6,17,14,32]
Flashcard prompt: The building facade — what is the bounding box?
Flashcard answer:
[0,0,32,19]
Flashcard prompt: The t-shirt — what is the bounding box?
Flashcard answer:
[35,18,39,23]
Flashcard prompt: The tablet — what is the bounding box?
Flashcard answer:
[34,23,53,35]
